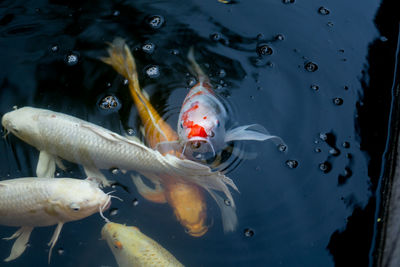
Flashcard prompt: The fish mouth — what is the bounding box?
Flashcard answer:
[187,225,208,237]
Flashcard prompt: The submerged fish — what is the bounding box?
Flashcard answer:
[1,107,237,233]
[0,177,110,262]
[158,48,283,161]
[102,38,237,235]
[101,222,184,267]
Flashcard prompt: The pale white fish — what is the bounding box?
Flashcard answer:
[0,177,111,262]
[101,222,184,267]
[1,107,238,227]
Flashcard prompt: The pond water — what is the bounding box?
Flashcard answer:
[0,0,396,266]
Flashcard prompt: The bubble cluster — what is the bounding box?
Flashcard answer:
[65,52,79,66]
[145,65,160,78]
[147,15,164,29]
[304,62,318,72]
[99,95,119,110]
[286,160,298,169]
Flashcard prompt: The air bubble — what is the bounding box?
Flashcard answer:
[145,65,160,78]
[319,162,332,173]
[278,144,287,152]
[275,34,285,41]
[282,0,295,3]
[132,198,139,206]
[109,208,118,216]
[319,133,328,141]
[224,199,231,206]
[244,228,255,237]
[218,69,226,78]
[327,22,334,27]
[99,95,120,110]
[65,52,79,66]
[380,36,388,42]
[315,148,321,153]
[126,128,136,136]
[113,10,120,16]
[110,168,120,175]
[286,160,298,169]
[187,77,197,87]
[333,98,343,105]
[57,248,65,256]
[142,42,155,54]
[170,49,179,55]
[304,62,318,72]
[318,7,330,15]
[256,44,273,56]
[310,84,319,91]
[329,148,340,156]
[342,142,350,148]
[147,15,164,29]
[210,33,221,41]
[51,44,59,52]
[123,79,129,85]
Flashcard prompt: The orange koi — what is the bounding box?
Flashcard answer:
[101,38,209,236]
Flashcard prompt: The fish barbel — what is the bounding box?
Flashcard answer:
[101,222,184,267]
[0,177,111,262]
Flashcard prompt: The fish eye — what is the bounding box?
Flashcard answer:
[180,122,183,129]
[191,141,201,149]
[69,203,80,212]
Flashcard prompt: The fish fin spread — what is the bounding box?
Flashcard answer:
[206,189,238,232]
[225,124,284,145]
[187,47,208,83]
[84,166,112,187]
[47,222,63,264]
[36,151,56,178]
[3,226,34,262]
[131,174,167,204]
[155,141,183,155]
[163,154,238,208]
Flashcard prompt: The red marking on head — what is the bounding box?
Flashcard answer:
[203,116,207,120]
[188,124,207,138]
[181,103,199,128]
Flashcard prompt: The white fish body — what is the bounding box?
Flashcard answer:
[0,177,110,262]
[102,222,184,267]
[2,107,238,232]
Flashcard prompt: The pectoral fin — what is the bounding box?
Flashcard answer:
[206,189,238,233]
[36,151,56,178]
[84,166,112,187]
[3,226,34,262]
[225,124,284,145]
[47,222,63,264]
[131,174,167,203]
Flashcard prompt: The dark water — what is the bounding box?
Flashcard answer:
[0,0,397,266]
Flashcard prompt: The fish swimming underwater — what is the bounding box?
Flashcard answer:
[1,107,237,233]
[102,38,237,235]
[101,222,184,267]
[158,48,283,161]
[0,177,111,262]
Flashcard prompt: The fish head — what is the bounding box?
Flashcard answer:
[48,178,111,222]
[2,107,43,146]
[178,100,226,160]
[101,222,143,258]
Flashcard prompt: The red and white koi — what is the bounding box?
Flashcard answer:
[159,48,283,161]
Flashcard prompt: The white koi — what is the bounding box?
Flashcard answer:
[102,222,184,267]
[1,107,238,224]
[0,177,111,262]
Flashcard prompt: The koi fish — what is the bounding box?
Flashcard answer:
[0,177,111,262]
[158,48,283,161]
[101,222,184,267]
[101,38,237,235]
[1,107,237,234]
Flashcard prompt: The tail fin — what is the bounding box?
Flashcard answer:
[187,47,209,84]
[101,38,178,147]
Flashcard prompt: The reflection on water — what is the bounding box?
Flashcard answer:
[0,0,392,266]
